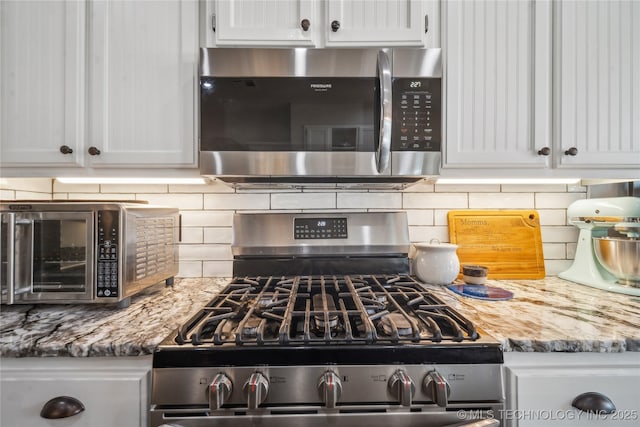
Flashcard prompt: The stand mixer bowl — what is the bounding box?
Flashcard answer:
[593,237,640,286]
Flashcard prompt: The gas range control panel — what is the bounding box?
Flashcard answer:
[294,217,347,240]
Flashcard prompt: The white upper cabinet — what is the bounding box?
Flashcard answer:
[0,0,86,167]
[88,0,198,167]
[442,0,552,171]
[554,0,640,169]
[210,0,317,46]
[206,0,432,48]
[0,0,198,175]
[325,0,426,47]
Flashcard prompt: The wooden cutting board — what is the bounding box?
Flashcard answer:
[447,210,545,279]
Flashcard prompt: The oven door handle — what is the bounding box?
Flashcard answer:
[376,49,392,174]
[1,213,16,304]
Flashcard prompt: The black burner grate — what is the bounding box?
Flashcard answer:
[175,275,479,346]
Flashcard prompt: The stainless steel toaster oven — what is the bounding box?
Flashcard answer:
[0,201,180,307]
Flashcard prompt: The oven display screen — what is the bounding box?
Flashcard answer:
[294,218,347,239]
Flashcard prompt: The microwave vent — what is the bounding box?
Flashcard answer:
[135,216,176,281]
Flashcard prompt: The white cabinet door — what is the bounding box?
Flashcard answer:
[554,0,640,169]
[0,357,151,427]
[0,0,85,167]
[442,0,552,170]
[88,0,198,167]
[211,0,317,46]
[325,0,426,47]
[504,353,640,427]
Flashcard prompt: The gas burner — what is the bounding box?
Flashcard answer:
[379,312,414,337]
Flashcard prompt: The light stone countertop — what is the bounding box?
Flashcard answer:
[1,276,638,357]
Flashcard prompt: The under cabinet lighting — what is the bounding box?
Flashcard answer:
[436,178,581,185]
[55,177,209,185]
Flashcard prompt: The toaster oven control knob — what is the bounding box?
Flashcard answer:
[388,370,415,407]
[318,371,342,408]
[243,372,269,409]
[423,370,451,407]
[209,373,233,410]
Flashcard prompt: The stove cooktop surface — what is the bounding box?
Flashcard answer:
[154,275,502,367]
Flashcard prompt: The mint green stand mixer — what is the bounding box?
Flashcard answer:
[559,197,640,296]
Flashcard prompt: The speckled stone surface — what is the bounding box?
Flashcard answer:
[1,276,639,357]
[426,276,640,353]
[0,278,227,357]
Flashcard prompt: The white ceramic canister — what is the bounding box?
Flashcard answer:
[412,239,460,285]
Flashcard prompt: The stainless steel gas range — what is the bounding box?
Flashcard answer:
[150,212,504,427]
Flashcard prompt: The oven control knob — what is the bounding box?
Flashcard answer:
[243,372,269,409]
[423,370,451,407]
[388,370,415,407]
[318,371,342,408]
[209,373,233,410]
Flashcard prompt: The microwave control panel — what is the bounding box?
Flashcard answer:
[97,210,119,298]
[392,78,442,151]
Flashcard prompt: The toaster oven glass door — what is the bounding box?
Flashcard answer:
[7,212,94,302]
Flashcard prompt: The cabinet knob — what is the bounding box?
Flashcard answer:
[331,20,340,32]
[88,146,101,156]
[537,147,551,156]
[564,147,578,156]
[59,145,73,155]
[40,396,85,419]
[572,392,616,414]
[301,19,310,31]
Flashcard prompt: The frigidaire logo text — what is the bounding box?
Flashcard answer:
[310,83,332,90]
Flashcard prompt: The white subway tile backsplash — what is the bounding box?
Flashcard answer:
[538,209,567,226]
[169,181,234,193]
[179,244,232,261]
[403,193,468,209]
[545,260,574,276]
[541,226,579,243]
[203,261,233,277]
[542,243,566,259]
[180,228,204,244]
[52,182,99,193]
[434,209,450,226]
[400,181,434,193]
[15,192,51,200]
[535,192,585,209]
[406,210,434,225]
[180,211,234,227]
[178,261,203,278]
[137,193,203,209]
[67,193,136,200]
[566,242,578,259]
[203,227,233,244]
[204,193,270,210]
[409,226,449,243]
[271,193,336,210]
[0,190,15,199]
[435,184,500,192]
[0,178,52,193]
[101,184,168,194]
[501,184,568,193]
[469,193,534,209]
[337,192,402,209]
[2,178,588,278]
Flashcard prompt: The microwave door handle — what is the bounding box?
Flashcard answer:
[2,213,16,304]
[376,50,392,174]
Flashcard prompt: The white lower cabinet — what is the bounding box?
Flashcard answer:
[504,352,640,427]
[0,356,151,427]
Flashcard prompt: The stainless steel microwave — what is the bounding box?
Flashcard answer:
[0,201,180,308]
[199,48,442,189]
